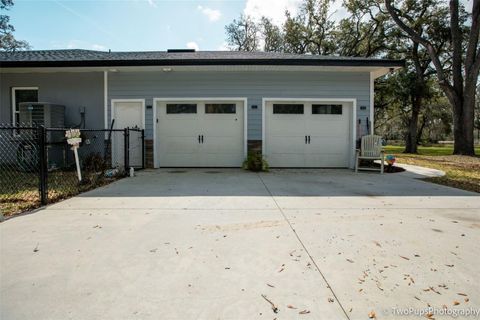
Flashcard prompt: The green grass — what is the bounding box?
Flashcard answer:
[1,169,121,217]
[384,145,480,156]
[384,145,480,193]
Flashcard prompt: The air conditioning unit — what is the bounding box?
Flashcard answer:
[18,103,66,169]
[19,102,65,128]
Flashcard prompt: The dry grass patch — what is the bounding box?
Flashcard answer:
[385,146,480,193]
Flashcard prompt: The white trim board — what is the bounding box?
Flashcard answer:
[152,97,248,168]
[261,97,357,169]
[11,87,39,124]
[369,72,374,134]
[104,71,108,130]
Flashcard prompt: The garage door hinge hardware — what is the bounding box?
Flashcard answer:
[305,135,311,144]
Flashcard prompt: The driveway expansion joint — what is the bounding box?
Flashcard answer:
[256,173,351,320]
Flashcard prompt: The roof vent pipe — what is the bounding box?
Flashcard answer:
[167,49,196,53]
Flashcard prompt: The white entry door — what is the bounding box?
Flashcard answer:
[111,100,145,168]
[264,100,352,167]
[155,99,245,167]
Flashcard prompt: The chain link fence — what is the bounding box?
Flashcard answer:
[0,126,41,214]
[0,124,144,217]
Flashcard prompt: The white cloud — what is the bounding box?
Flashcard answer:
[217,42,229,51]
[146,0,157,8]
[244,0,301,24]
[197,5,222,22]
[91,44,108,51]
[244,0,346,25]
[186,41,200,51]
[328,1,348,22]
[52,40,108,51]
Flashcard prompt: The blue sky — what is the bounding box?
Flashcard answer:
[9,0,250,51]
[8,0,475,52]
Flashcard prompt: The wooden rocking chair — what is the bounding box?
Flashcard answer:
[355,135,385,174]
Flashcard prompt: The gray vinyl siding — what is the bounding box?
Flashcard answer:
[108,71,371,140]
[0,70,372,140]
[0,72,104,128]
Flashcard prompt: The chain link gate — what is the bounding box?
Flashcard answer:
[0,124,145,216]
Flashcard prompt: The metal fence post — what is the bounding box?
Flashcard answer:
[124,128,129,175]
[38,126,48,205]
[141,129,145,169]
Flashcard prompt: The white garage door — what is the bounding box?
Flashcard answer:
[155,99,245,167]
[264,100,352,167]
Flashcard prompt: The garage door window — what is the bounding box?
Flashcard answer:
[273,104,304,114]
[166,104,197,114]
[205,103,236,114]
[312,104,342,115]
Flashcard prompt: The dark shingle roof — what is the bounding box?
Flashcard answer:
[0,49,404,68]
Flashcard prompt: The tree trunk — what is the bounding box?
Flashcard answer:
[417,115,427,144]
[454,82,477,155]
[404,96,421,153]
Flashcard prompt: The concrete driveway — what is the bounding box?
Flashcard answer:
[1,169,479,320]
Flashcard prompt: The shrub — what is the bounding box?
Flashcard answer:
[243,152,269,172]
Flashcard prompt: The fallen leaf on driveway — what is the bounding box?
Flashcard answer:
[328,298,334,303]
[429,287,441,295]
[445,264,454,267]
[299,310,310,315]
[346,258,354,263]
[399,255,410,260]
[33,243,39,253]
[267,283,275,288]
[368,310,376,319]
[373,241,382,247]
[261,294,279,314]
[287,304,297,309]
[457,293,468,296]
[465,298,469,303]
[453,301,460,306]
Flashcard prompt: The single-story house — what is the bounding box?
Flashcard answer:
[0,49,403,169]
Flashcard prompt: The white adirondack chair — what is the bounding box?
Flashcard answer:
[355,135,385,174]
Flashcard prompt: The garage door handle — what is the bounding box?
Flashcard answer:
[198,135,201,144]
[305,136,307,144]
[201,135,204,143]
[308,135,311,144]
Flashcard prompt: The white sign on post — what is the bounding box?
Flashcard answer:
[65,129,82,182]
